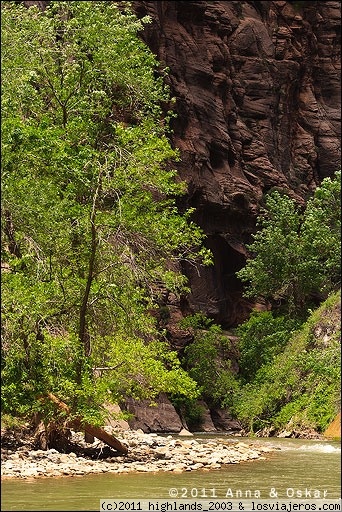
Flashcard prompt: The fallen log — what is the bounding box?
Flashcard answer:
[82,423,128,453]
[46,393,128,454]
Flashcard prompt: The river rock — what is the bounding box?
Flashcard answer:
[178,428,193,436]
[278,430,293,438]
[1,429,276,480]
[210,408,242,432]
[123,394,183,433]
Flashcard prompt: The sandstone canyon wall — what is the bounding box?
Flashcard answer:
[132,0,341,327]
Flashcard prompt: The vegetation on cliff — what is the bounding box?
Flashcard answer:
[179,173,341,434]
[237,171,341,314]
[231,172,341,433]
[233,290,341,433]
[178,288,340,434]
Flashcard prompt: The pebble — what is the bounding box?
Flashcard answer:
[1,429,274,479]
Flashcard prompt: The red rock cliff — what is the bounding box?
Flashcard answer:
[132,1,341,326]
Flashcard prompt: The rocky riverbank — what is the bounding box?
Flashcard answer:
[1,428,274,479]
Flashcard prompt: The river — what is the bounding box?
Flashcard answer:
[1,436,340,511]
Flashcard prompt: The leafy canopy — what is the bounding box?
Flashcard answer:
[235,312,300,383]
[1,1,209,423]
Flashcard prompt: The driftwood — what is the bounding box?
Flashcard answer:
[46,393,128,454]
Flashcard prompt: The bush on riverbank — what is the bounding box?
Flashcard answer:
[232,290,341,434]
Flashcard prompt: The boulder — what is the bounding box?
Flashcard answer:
[123,394,183,433]
[178,428,194,436]
[210,408,242,432]
[324,412,341,439]
[103,403,130,431]
[196,401,217,432]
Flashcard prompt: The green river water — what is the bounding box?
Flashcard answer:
[1,436,340,511]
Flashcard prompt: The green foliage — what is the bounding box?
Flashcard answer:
[236,171,341,313]
[232,290,341,433]
[300,172,341,295]
[181,314,239,408]
[1,1,209,425]
[236,311,300,382]
[1,414,27,431]
[234,175,341,433]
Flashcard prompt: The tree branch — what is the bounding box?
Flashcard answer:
[78,166,103,365]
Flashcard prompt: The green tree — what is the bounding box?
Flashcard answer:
[236,171,341,313]
[1,1,208,429]
[300,172,341,295]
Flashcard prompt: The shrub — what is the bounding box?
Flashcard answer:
[236,311,299,382]
[181,314,239,408]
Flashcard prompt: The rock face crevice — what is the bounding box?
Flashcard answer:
[132,0,341,325]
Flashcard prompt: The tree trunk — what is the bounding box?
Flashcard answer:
[77,169,102,382]
[82,423,128,454]
[45,393,128,454]
[3,209,22,258]
[33,421,48,451]
[47,422,71,452]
